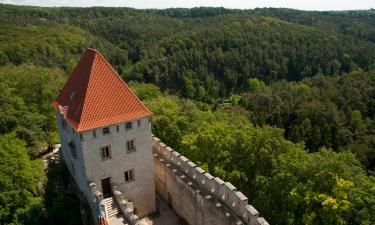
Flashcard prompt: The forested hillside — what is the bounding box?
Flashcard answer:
[241,71,375,171]
[0,4,374,225]
[2,4,375,97]
[252,8,375,43]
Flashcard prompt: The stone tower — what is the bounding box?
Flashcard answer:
[52,48,156,218]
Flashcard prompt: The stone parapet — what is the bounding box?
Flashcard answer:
[152,136,269,225]
[112,186,140,225]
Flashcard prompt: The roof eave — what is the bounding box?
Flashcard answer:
[76,113,153,132]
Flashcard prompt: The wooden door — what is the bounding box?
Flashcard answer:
[101,177,111,198]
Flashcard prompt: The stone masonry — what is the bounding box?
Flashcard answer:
[81,117,156,218]
[57,112,156,220]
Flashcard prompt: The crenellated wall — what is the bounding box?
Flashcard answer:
[152,136,269,225]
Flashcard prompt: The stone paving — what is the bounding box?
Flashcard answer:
[106,194,183,225]
[138,195,185,225]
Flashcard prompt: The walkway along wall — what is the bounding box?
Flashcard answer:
[152,137,269,225]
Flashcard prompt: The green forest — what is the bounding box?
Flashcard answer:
[0,4,374,225]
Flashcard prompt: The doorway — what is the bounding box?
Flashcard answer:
[101,177,112,198]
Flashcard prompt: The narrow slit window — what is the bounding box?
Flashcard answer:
[71,162,75,175]
[68,142,77,159]
[125,122,132,130]
[93,130,96,138]
[62,119,67,130]
[116,125,120,132]
[137,120,141,127]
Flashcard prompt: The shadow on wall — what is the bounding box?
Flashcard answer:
[151,195,188,225]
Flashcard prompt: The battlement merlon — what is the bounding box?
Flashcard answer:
[152,136,270,225]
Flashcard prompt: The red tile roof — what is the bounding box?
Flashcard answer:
[52,48,152,132]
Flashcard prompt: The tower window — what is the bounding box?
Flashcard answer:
[124,169,134,183]
[100,146,111,160]
[93,130,96,138]
[68,141,77,159]
[71,162,75,175]
[116,125,120,132]
[137,120,141,127]
[126,140,136,153]
[80,133,84,141]
[125,122,132,130]
[102,127,110,135]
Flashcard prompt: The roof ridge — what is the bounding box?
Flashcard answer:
[77,48,98,130]
[75,50,97,131]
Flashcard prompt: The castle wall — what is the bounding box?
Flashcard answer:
[153,137,269,225]
[81,117,156,218]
